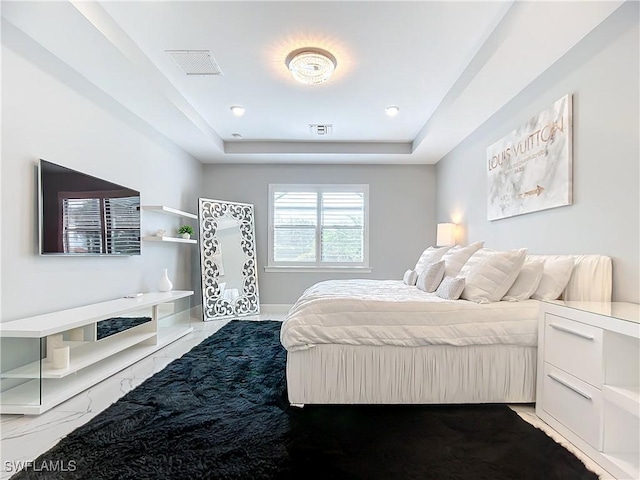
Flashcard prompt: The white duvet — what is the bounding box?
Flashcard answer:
[280,279,539,352]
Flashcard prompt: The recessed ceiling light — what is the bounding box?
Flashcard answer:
[385,106,400,117]
[285,47,337,85]
[230,106,245,117]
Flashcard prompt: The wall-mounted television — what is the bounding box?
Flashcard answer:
[38,159,141,255]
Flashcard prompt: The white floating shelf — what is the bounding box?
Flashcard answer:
[142,205,197,219]
[142,236,197,244]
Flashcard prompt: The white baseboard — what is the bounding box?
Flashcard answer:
[189,304,203,322]
[260,304,293,314]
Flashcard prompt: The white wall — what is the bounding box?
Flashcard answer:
[1,23,203,321]
[201,164,436,304]
[436,3,639,302]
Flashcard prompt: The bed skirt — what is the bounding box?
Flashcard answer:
[286,344,537,405]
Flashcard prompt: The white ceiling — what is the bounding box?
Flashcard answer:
[2,1,623,164]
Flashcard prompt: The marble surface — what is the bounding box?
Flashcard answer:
[1,313,610,479]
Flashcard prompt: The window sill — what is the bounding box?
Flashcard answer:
[264,266,372,274]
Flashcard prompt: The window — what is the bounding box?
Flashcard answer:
[268,184,369,270]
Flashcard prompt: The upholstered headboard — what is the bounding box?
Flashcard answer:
[528,254,612,302]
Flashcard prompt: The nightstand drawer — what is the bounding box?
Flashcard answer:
[544,314,603,387]
[542,363,603,450]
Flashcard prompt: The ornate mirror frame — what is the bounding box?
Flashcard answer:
[198,198,259,320]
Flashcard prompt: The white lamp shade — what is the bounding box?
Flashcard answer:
[436,223,456,247]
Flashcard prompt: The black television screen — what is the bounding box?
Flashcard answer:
[39,159,141,255]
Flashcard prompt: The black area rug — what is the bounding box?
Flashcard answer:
[15,321,597,480]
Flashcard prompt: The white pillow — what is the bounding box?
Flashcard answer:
[531,257,575,300]
[441,241,484,278]
[436,276,466,300]
[414,246,451,275]
[403,269,418,286]
[460,248,527,303]
[503,258,545,301]
[416,261,445,293]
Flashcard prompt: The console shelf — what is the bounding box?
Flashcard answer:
[1,326,189,414]
[0,291,194,414]
[1,331,157,379]
[602,385,640,417]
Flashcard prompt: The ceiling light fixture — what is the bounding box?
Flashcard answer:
[230,106,245,117]
[385,106,400,117]
[285,47,337,85]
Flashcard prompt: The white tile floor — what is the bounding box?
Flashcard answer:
[1,313,612,479]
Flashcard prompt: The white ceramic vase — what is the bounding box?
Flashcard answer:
[158,268,173,292]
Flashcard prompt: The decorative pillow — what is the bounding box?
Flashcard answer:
[441,241,484,278]
[460,248,527,303]
[403,269,418,286]
[531,257,575,300]
[414,246,451,275]
[503,258,545,301]
[436,276,466,300]
[416,261,445,293]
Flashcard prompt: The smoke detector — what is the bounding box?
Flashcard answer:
[166,50,223,76]
[309,124,333,136]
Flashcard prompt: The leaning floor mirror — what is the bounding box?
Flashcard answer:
[199,198,260,320]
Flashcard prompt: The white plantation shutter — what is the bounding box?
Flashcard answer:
[321,192,364,263]
[269,185,368,267]
[273,191,317,262]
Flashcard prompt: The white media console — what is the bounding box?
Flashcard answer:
[0,291,194,415]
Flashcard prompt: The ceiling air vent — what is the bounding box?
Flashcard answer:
[309,124,333,136]
[166,50,223,76]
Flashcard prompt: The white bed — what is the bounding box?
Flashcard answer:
[281,254,612,405]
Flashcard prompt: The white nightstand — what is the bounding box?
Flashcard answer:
[536,301,640,480]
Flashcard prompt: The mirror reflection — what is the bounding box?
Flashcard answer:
[199,198,259,320]
[96,314,152,340]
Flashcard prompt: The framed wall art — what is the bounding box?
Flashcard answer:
[487,94,572,221]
